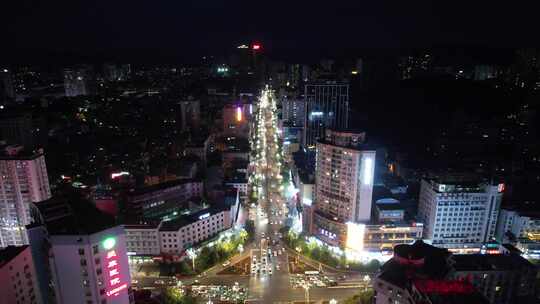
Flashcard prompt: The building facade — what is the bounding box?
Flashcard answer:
[0,146,51,248]
[0,245,42,304]
[418,177,502,249]
[313,130,375,247]
[49,225,133,304]
[281,98,305,127]
[124,223,161,256]
[303,81,349,147]
[159,206,233,255]
[495,208,540,243]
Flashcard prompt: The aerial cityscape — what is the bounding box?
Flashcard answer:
[1,2,540,304]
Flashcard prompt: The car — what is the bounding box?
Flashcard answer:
[274,251,278,257]
[269,269,273,275]
[222,261,231,267]
[276,265,280,270]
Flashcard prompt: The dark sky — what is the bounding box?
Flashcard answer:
[2,0,539,62]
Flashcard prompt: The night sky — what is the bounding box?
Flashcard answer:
[2,0,539,61]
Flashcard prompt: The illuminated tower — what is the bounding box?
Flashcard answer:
[49,225,133,304]
[313,129,375,246]
[303,81,349,148]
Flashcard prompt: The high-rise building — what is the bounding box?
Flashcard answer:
[281,98,305,127]
[312,129,375,246]
[49,225,133,304]
[0,68,15,103]
[178,99,201,131]
[0,111,34,148]
[0,145,51,248]
[303,81,349,147]
[64,65,95,97]
[103,64,131,82]
[0,245,43,304]
[418,176,503,249]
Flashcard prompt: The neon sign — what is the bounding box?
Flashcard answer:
[103,238,127,298]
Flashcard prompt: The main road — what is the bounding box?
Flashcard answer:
[245,88,360,303]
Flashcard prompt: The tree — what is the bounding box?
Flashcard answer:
[245,220,255,241]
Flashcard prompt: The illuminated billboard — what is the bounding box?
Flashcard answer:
[346,222,365,252]
[236,106,242,122]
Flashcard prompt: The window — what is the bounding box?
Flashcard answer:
[93,245,99,254]
[78,248,85,255]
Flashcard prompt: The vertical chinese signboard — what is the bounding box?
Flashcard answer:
[102,237,128,297]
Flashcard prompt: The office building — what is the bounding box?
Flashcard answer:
[375,241,489,304]
[418,176,502,249]
[63,65,95,97]
[0,245,42,304]
[450,253,537,304]
[495,208,540,243]
[303,81,349,147]
[282,98,305,127]
[49,225,133,304]
[159,205,233,256]
[0,145,51,248]
[312,129,375,246]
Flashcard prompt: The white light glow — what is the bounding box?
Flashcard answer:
[362,156,373,185]
[346,222,365,252]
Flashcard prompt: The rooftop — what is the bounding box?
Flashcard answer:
[159,204,230,231]
[452,253,534,272]
[0,145,44,160]
[128,178,201,196]
[0,246,28,268]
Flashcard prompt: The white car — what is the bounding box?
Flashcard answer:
[222,261,231,267]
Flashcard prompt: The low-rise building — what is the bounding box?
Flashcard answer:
[127,179,203,219]
[0,245,42,304]
[363,223,423,252]
[375,241,489,304]
[124,222,161,256]
[159,206,233,256]
[450,253,537,304]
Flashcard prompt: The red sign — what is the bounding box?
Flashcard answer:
[252,44,261,50]
[414,279,475,294]
[105,249,126,297]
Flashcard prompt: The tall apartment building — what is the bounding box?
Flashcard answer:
[312,129,375,246]
[281,98,305,127]
[418,177,503,249]
[49,225,133,304]
[303,81,349,147]
[0,245,42,304]
[0,145,51,247]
